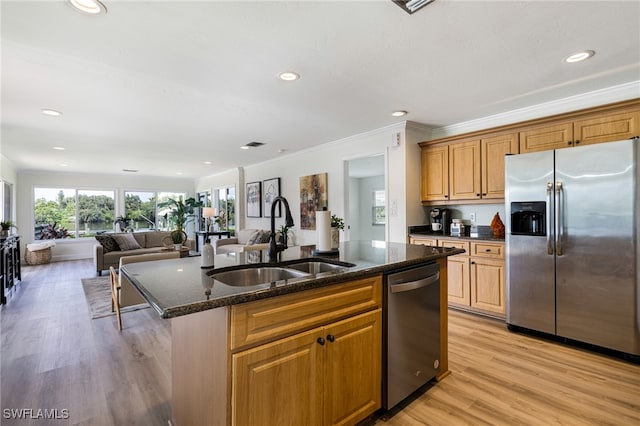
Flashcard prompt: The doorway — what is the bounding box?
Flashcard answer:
[345,155,386,242]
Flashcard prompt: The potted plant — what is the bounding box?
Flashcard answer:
[159,196,203,246]
[330,215,344,249]
[114,215,132,232]
[1,221,17,237]
[278,224,290,246]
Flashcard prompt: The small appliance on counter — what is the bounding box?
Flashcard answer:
[429,208,452,234]
[450,219,465,236]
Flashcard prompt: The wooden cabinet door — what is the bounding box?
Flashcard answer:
[520,122,573,153]
[421,145,449,201]
[573,110,640,146]
[449,140,481,200]
[481,133,518,199]
[324,309,381,426]
[470,257,505,316]
[446,256,470,306]
[232,327,324,426]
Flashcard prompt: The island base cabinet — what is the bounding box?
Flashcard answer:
[232,309,381,426]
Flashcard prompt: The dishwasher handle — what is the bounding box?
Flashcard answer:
[390,272,440,294]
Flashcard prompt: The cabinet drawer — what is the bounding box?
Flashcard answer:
[410,237,438,247]
[439,239,470,257]
[470,241,504,259]
[230,275,382,351]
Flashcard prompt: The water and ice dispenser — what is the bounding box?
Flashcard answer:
[510,202,546,236]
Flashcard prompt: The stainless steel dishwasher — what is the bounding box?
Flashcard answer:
[383,262,441,410]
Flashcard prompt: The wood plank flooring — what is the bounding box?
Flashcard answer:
[1,259,639,425]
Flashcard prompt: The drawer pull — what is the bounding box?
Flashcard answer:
[485,249,492,252]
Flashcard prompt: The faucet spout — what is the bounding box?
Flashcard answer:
[268,196,294,262]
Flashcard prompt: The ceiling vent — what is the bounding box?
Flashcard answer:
[392,0,436,14]
[245,141,265,148]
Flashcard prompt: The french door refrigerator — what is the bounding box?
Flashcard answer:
[505,138,639,357]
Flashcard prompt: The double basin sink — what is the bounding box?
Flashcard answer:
[208,259,355,287]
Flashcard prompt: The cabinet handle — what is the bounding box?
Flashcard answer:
[317,337,325,346]
[567,141,572,145]
[326,334,335,343]
[575,139,580,145]
[476,193,480,197]
[482,193,487,196]
[471,261,476,265]
[444,195,449,198]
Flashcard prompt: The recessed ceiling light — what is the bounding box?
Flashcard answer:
[176,172,183,175]
[278,71,300,81]
[42,109,62,116]
[60,163,68,167]
[204,161,212,165]
[122,169,138,173]
[564,50,595,63]
[240,146,250,150]
[392,110,408,117]
[52,146,66,151]
[67,0,107,15]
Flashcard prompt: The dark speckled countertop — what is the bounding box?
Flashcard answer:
[121,240,464,319]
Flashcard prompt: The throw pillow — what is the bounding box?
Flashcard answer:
[95,235,120,253]
[111,233,142,251]
[259,231,272,243]
[248,230,263,245]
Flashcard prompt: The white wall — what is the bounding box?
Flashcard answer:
[232,122,432,246]
[355,175,385,241]
[17,171,195,262]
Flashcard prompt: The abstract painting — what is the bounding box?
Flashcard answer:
[299,172,328,230]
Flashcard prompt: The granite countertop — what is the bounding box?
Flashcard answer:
[121,240,464,319]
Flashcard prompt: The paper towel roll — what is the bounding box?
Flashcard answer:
[316,209,332,252]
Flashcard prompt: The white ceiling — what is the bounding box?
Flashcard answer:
[2,0,639,179]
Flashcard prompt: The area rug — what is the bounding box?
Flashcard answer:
[81,276,149,319]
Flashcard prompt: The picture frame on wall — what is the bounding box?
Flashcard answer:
[246,181,262,218]
[263,177,281,218]
[299,172,328,230]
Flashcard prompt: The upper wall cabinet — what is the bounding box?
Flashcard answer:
[421,133,517,203]
[520,110,640,153]
[420,99,640,205]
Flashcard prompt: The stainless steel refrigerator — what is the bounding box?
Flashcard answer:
[505,138,639,357]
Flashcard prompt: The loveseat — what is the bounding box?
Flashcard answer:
[93,231,195,276]
[213,228,271,254]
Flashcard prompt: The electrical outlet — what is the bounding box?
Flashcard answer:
[470,212,476,223]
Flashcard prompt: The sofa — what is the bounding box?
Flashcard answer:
[93,231,195,276]
[213,229,272,254]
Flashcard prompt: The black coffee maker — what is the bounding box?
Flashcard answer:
[430,208,452,235]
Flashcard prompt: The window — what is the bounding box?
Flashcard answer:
[124,191,157,231]
[34,188,115,239]
[213,186,236,232]
[372,189,386,225]
[123,191,186,231]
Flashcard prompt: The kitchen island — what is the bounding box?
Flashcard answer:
[121,241,463,426]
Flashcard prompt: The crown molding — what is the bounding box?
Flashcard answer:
[431,81,640,139]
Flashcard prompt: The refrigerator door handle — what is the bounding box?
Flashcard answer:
[555,180,563,256]
[546,181,554,255]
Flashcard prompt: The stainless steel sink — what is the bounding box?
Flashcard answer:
[211,267,310,287]
[285,261,353,274]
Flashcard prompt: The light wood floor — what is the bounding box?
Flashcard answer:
[1,259,639,425]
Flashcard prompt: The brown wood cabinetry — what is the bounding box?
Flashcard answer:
[232,309,381,426]
[172,276,384,426]
[420,100,640,204]
[410,237,505,318]
[520,109,640,153]
[420,133,517,203]
[421,145,449,201]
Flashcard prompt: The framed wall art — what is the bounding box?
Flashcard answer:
[246,181,262,218]
[299,172,328,230]
[263,177,281,218]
